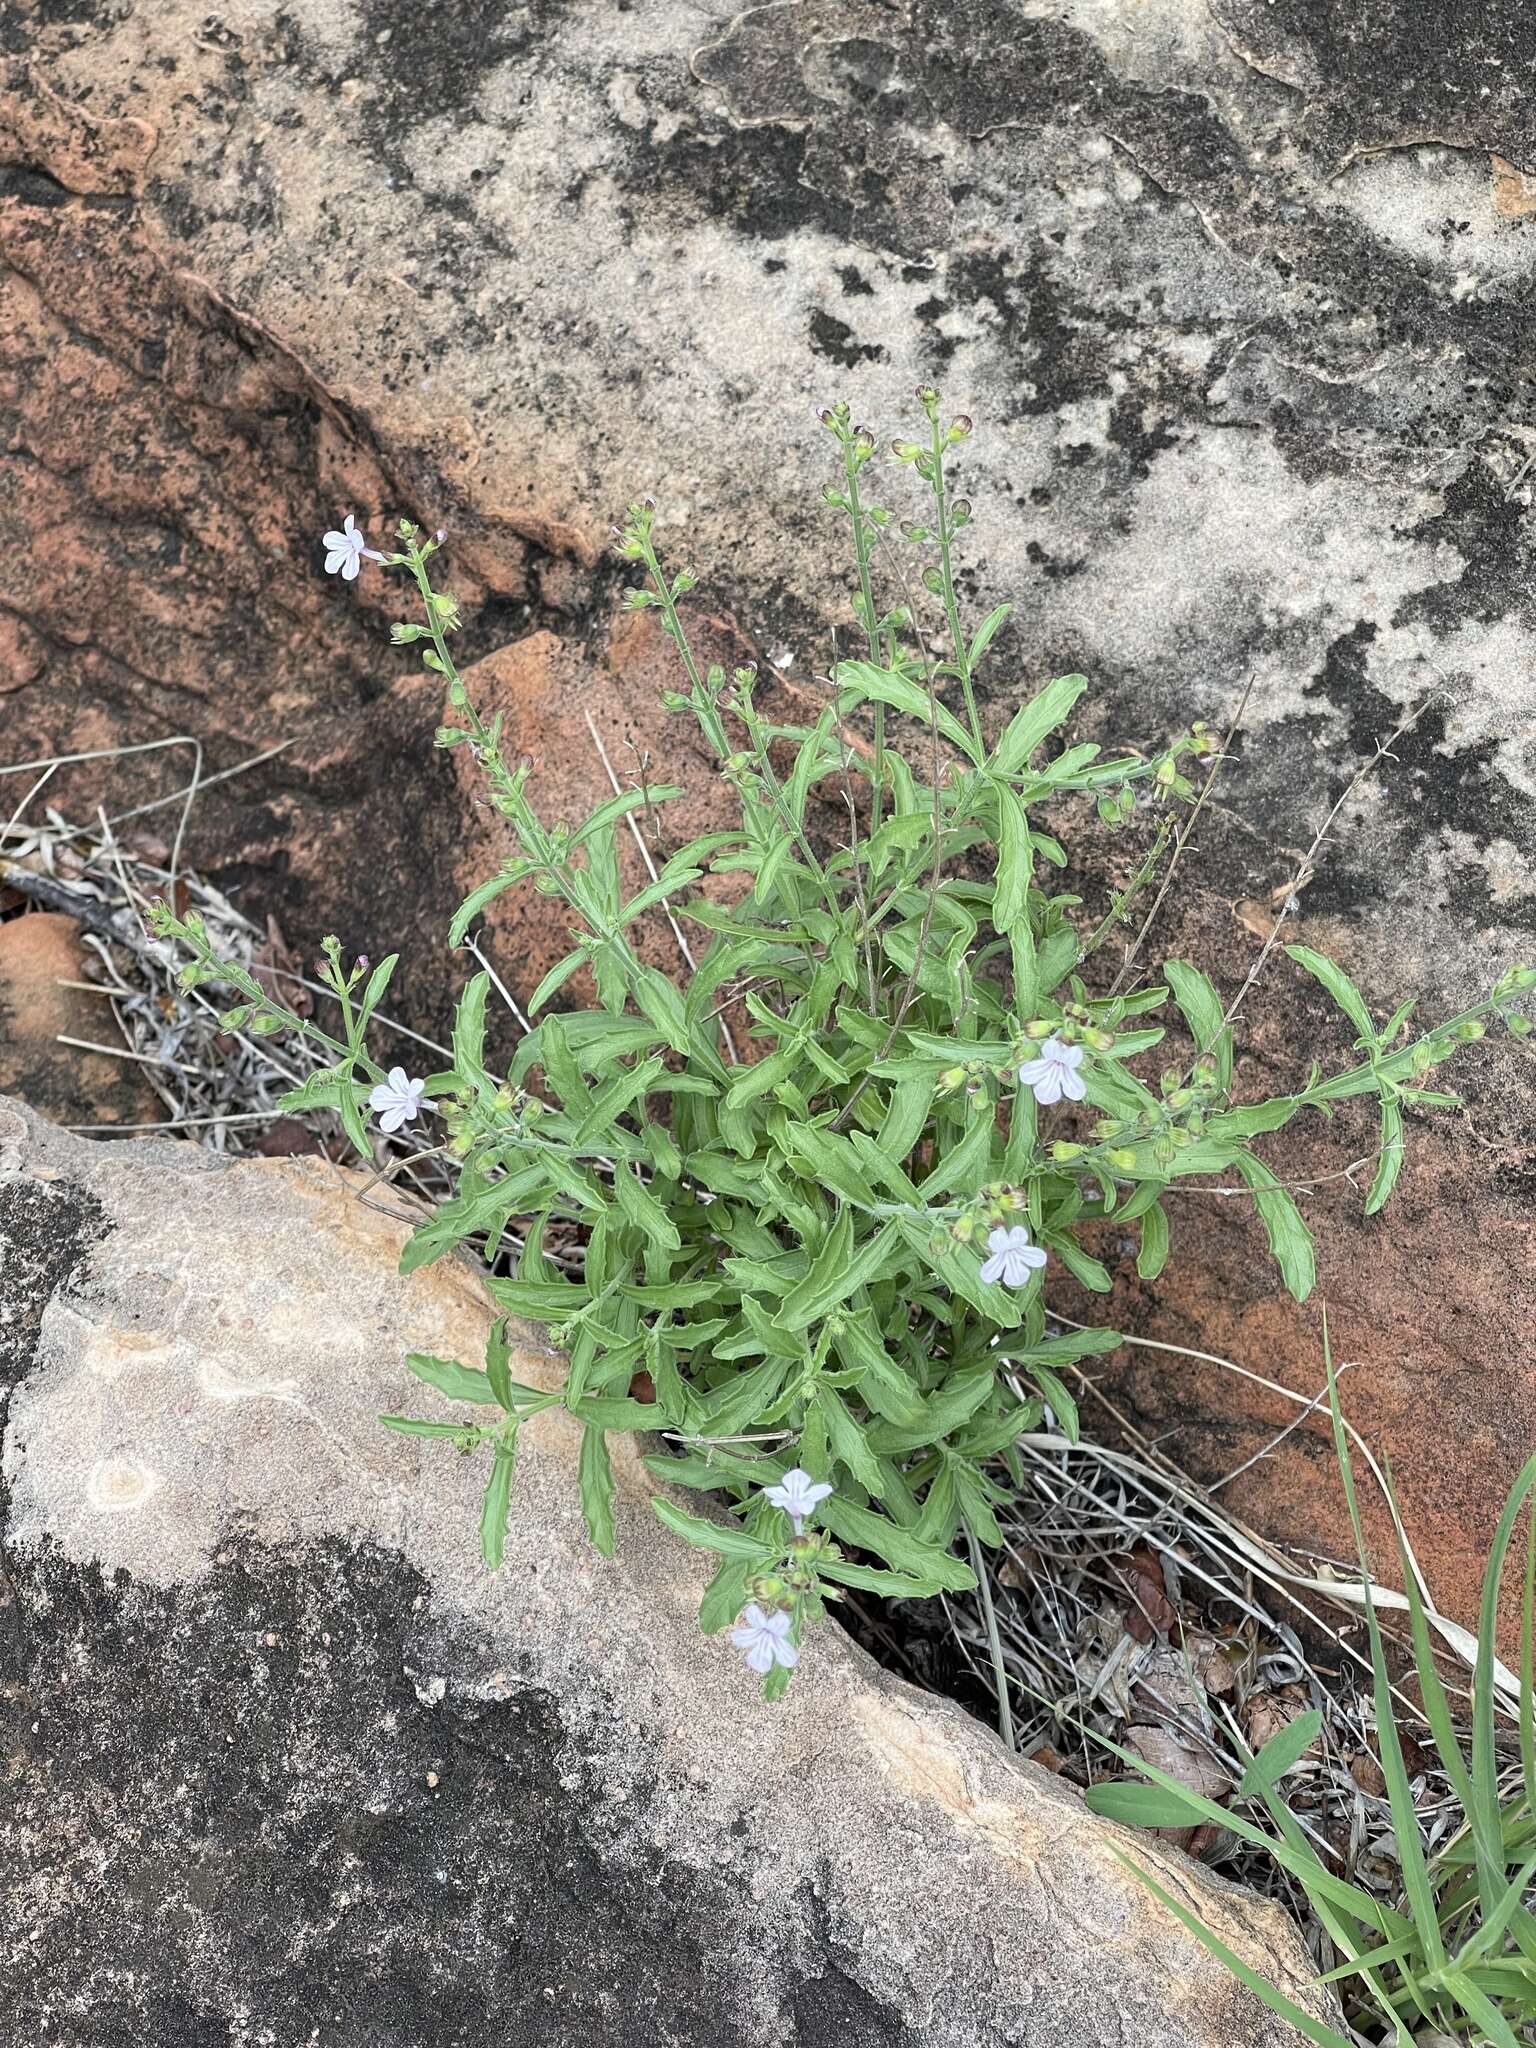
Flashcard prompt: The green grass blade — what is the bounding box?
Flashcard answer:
[1473,1452,1536,1908]
[1323,1326,1447,1977]
[1439,1969,1523,2048]
[1449,1853,1536,1971]
[1250,1777,1410,2027]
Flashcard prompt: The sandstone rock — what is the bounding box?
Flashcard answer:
[0,1096,1331,2046]
[0,910,160,1128]
[4,3,1533,1624]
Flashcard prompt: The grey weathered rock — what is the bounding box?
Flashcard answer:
[5,0,1532,1005]
[0,1097,1330,2046]
[4,1,1532,1640]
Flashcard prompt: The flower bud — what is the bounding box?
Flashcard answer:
[948,415,973,439]
[1107,1147,1138,1170]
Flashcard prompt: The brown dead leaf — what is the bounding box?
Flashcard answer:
[1349,1751,1387,1799]
[1028,1744,1065,1775]
[1130,1643,1209,1731]
[1112,1543,1177,1643]
[997,1548,1038,1591]
[1126,1724,1231,1799]
[1243,1683,1318,1760]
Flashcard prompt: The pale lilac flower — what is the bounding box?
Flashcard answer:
[730,1604,798,1676]
[322,513,380,581]
[1017,1036,1087,1106]
[763,1467,833,1533]
[368,1066,428,1133]
[979,1224,1048,1289]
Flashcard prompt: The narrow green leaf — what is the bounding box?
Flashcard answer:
[1084,1781,1206,1828]
[528,946,588,1016]
[611,1162,682,1251]
[652,1496,768,1560]
[819,1495,976,1592]
[1136,1200,1170,1281]
[485,1317,514,1412]
[967,602,1013,670]
[404,1352,500,1405]
[818,1386,886,1497]
[450,867,528,947]
[1237,1710,1323,1799]
[1364,1099,1405,1217]
[698,1556,753,1634]
[833,659,983,765]
[579,1426,616,1556]
[1027,1363,1079,1444]
[568,784,683,850]
[1231,1153,1316,1302]
[1286,943,1377,1044]
[380,1414,489,1441]
[991,780,1034,935]
[989,674,1089,776]
[1164,959,1233,1090]
[778,1218,900,1332]
[479,1442,517,1568]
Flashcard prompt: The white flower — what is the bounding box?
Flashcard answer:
[979,1224,1048,1289]
[368,1066,428,1133]
[763,1467,833,1532]
[322,513,379,581]
[1017,1036,1087,1106]
[730,1603,798,1676]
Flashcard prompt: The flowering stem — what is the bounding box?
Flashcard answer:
[841,438,887,837]
[926,415,983,759]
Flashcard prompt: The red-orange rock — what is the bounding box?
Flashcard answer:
[0,911,160,1129]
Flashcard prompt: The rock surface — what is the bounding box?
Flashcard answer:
[2,5,1533,1621]
[0,1095,1329,2046]
[0,911,160,1129]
